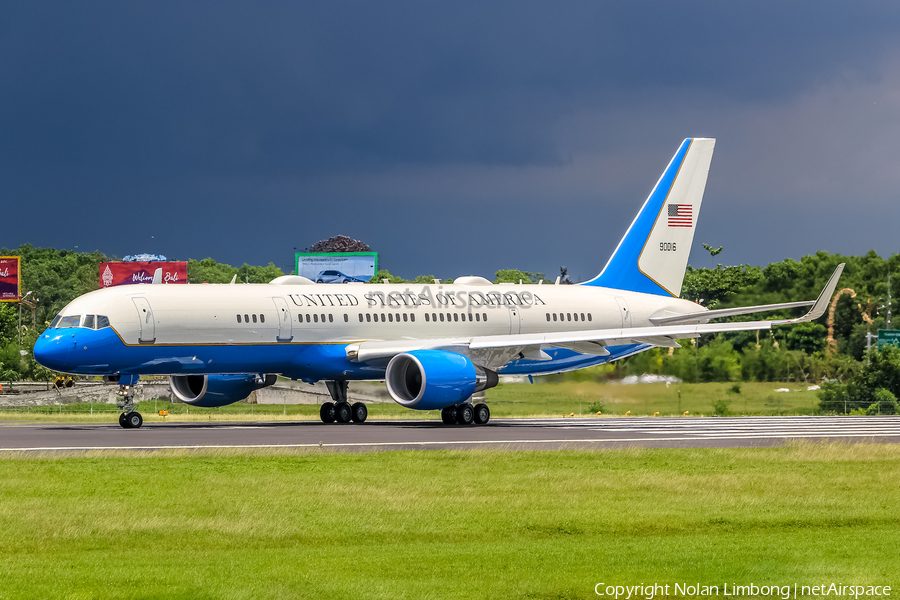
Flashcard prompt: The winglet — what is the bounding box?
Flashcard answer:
[773,263,845,325]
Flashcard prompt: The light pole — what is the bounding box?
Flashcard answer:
[18,291,32,346]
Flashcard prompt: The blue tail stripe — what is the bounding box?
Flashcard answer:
[581,138,692,296]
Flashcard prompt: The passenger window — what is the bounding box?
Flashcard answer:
[252,314,258,323]
[482,313,487,322]
[475,313,480,322]
[567,313,571,321]
[410,314,415,322]
[244,314,250,323]
[440,313,444,322]
[381,314,386,322]
[260,314,265,323]
[468,314,473,321]
[581,313,585,321]
[425,313,430,322]
[97,315,110,328]
[546,313,550,321]
[314,314,319,323]
[328,314,334,323]
[588,313,592,321]
[321,314,326,323]
[344,314,349,322]
[553,313,557,321]
[403,313,408,322]
[389,313,393,322]
[366,313,371,322]
[306,314,311,323]
[453,313,458,322]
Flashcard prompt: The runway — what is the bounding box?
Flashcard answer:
[0,415,898,453]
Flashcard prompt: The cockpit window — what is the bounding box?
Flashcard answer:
[50,315,61,328]
[57,315,82,328]
[96,315,111,329]
[83,315,95,329]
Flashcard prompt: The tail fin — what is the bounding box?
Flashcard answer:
[582,137,715,297]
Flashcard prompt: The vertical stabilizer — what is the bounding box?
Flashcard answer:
[582,138,715,297]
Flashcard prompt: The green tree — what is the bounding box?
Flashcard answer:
[785,322,827,354]
[368,270,409,284]
[819,345,900,413]
[494,269,545,284]
[0,304,17,345]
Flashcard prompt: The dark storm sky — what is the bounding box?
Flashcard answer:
[3,2,900,281]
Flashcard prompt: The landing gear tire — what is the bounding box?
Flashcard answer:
[474,403,491,425]
[455,404,475,425]
[441,407,457,424]
[124,412,143,429]
[320,402,336,423]
[351,402,367,423]
[335,401,352,423]
[118,413,128,428]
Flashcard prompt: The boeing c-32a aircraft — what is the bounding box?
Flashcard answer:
[34,138,843,429]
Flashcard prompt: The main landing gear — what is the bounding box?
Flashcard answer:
[441,402,490,426]
[320,380,367,424]
[116,383,143,429]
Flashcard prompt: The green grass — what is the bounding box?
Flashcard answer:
[487,380,820,417]
[0,381,825,424]
[0,442,898,599]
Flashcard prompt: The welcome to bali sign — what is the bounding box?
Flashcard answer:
[0,257,20,302]
[99,262,188,287]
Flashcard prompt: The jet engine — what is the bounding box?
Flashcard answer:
[169,374,277,407]
[385,350,498,410]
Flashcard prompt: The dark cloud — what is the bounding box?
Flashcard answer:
[2,2,900,279]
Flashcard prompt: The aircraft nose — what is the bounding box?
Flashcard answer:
[33,330,71,371]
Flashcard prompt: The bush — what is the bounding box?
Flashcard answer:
[587,401,606,413]
[711,399,730,416]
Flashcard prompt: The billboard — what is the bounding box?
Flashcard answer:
[100,261,188,287]
[0,256,20,301]
[295,252,378,283]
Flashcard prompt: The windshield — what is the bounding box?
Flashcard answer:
[57,315,81,328]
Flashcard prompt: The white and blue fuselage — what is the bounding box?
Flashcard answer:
[33,138,842,426]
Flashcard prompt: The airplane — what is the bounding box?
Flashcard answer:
[33,138,844,429]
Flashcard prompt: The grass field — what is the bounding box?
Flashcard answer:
[0,442,897,599]
[0,380,825,424]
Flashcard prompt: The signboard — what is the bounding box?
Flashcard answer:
[99,261,188,287]
[877,329,900,349]
[295,252,377,283]
[0,256,20,301]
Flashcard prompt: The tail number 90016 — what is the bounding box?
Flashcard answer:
[660,242,677,252]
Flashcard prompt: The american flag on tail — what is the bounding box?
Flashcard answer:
[667,204,692,228]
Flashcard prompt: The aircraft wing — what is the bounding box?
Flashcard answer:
[346,263,844,368]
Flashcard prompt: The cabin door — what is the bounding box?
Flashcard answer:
[132,297,156,343]
[508,306,521,334]
[614,297,631,328]
[272,297,293,342]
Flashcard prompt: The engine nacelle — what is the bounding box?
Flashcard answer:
[169,374,277,407]
[385,350,498,410]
